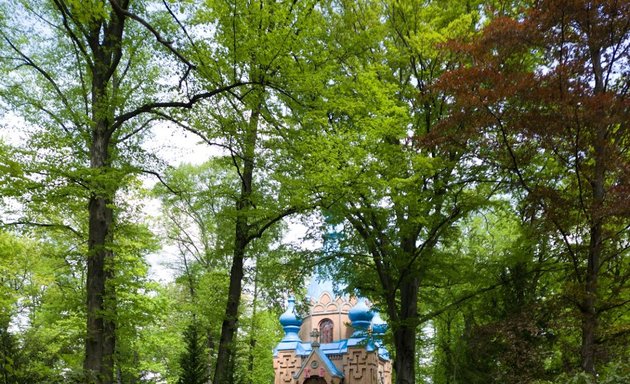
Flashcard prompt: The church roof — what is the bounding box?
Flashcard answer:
[293,347,344,380]
[279,296,302,342]
[306,276,345,302]
[274,337,387,361]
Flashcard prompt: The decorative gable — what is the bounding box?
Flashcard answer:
[294,348,344,384]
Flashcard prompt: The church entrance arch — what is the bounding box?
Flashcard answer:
[303,376,327,384]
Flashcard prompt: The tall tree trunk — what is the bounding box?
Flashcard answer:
[213,233,246,384]
[581,126,605,375]
[83,4,126,374]
[580,42,605,376]
[248,263,259,376]
[213,99,262,384]
[84,127,116,384]
[393,277,419,384]
[442,315,453,384]
[357,226,422,384]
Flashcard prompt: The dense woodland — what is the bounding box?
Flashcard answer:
[0,0,628,383]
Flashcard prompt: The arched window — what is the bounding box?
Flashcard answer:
[319,318,334,344]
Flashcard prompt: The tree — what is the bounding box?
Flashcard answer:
[0,1,249,382]
[289,1,490,383]
[155,159,303,382]
[173,1,323,381]
[0,231,37,384]
[0,219,86,383]
[178,321,210,384]
[438,0,630,376]
[156,159,243,380]
[425,208,559,384]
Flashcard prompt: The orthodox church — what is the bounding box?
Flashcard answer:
[273,280,392,384]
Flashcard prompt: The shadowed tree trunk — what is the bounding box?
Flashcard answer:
[247,264,259,376]
[579,34,606,374]
[213,98,261,384]
[82,4,127,381]
[392,278,420,384]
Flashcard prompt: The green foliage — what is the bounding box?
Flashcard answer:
[0,0,199,380]
[534,362,630,384]
[286,2,490,383]
[424,207,559,384]
[233,309,283,384]
[0,1,627,384]
[438,0,630,377]
[177,322,210,384]
[0,326,19,384]
[155,159,302,382]
[0,229,82,382]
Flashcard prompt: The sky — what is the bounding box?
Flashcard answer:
[142,124,212,282]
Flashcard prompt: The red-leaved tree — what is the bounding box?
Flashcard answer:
[438,0,629,376]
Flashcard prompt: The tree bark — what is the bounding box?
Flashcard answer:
[248,264,259,376]
[579,38,605,376]
[84,128,116,384]
[392,276,420,384]
[213,98,262,384]
[441,315,454,384]
[83,4,127,380]
[350,217,423,384]
[581,125,605,375]
[213,233,246,384]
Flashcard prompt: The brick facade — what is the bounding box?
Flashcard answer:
[273,291,392,384]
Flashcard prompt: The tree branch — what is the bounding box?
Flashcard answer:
[1,220,82,237]
[135,168,180,194]
[115,117,159,144]
[51,0,93,69]
[248,207,299,241]
[109,0,195,73]
[111,82,252,131]
[148,110,245,163]
[418,281,505,324]
[1,33,75,124]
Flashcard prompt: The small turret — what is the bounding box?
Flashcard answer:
[371,311,390,359]
[371,311,388,335]
[279,296,302,341]
[349,297,374,337]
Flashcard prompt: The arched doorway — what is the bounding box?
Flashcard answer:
[304,376,327,384]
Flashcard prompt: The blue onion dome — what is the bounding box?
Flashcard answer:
[371,311,388,335]
[279,296,302,341]
[279,296,301,326]
[349,297,374,336]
